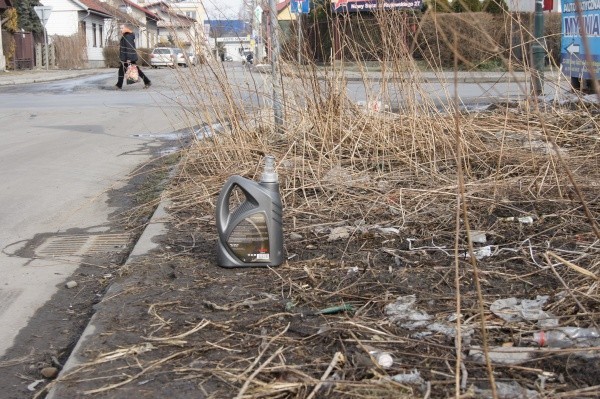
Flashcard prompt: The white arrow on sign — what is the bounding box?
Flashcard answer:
[566,43,580,55]
[34,6,53,26]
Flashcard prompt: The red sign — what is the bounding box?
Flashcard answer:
[544,0,553,10]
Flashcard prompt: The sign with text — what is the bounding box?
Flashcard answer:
[331,0,422,12]
[561,0,600,79]
[291,0,310,14]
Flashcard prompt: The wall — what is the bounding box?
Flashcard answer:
[84,13,106,67]
[41,0,80,36]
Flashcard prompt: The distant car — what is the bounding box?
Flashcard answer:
[187,52,197,66]
[173,48,196,67]
[224,55,233,62]
[150,47,175,68]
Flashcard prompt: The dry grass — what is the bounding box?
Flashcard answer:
[165,8,599,397]
[47,7,600,399]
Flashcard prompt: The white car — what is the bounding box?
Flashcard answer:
[173,48,191,67]
[187,52,197,66]
[150,47,175,68]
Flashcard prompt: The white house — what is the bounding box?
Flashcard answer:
[102,0,160,49]
[217,36,252,62]
[144,1,197,52]
[40,0,113,67]
[168,0,210,55]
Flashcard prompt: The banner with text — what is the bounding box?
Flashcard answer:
[331,0,422,12]
[561,0,600,79]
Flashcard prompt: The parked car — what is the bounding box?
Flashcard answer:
[150,47,175,68]
[187,52,197,66]
[173,48,190,67]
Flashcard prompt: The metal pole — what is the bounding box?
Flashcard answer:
[269,0,283,132]
[297,12,302,65]
[532,0,544,95]
[44,27,49,70]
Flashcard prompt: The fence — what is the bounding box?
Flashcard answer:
[35,43,56,68]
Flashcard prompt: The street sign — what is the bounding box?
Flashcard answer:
[560,0,600,80]
[34,6,52,26]
[291,0,310,14]
[254,5,262,24]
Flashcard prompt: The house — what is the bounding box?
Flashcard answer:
[40,0,113,67]
[144,1,198,53]
[0,0,13,70]
[168,0,209,54]
[101,0,160,49]
[274,0,296,42]
[205,19,253,62]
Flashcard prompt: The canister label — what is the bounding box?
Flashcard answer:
[227,212,270,262]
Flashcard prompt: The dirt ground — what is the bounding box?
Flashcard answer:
[3,104,600,398]
[44,207,600,398]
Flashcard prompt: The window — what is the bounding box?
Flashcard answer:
[92,23,97,47]
[79,21,86,42]
[99,25,103,47]
[186,11,196,19]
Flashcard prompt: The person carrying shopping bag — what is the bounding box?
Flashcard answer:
[115,24,151,89]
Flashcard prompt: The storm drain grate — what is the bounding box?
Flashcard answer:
[35,233,131,257]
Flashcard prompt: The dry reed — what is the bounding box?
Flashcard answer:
[51,7,600,399]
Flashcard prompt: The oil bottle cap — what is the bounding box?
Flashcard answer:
[260,155,278,183]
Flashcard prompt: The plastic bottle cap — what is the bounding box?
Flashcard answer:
[260,155,278,183]
[372,352,393,368]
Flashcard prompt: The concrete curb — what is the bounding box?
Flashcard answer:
[0,69,110,86]
[252,65,562,84]
[45,200,171,399]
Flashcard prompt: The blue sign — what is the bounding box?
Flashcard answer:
[561,0,600,79]
[331,0,422,12]
[291,0,310,14]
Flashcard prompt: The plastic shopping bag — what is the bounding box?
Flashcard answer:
[125,64,139,84]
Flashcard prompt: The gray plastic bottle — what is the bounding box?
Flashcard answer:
[216,156,284,268]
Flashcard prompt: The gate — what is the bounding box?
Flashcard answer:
[13,31,34,69]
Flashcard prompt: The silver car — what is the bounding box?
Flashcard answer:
[150,47,175,68]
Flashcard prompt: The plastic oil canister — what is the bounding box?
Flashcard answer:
[216,156,284,268]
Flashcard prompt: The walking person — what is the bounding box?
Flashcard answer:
[115,24,151,89]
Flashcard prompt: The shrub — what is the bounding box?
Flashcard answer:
[103,45,120,68]
[543,12,562,65]
[1,30,15,68]
[451,0,482,12]
[137,47,151,67]
[103,46,151,67]
[482,0,509,14]
[414,11,561,69]
[415,12,506,68]
[423,0,452,12]
[52,34,87,69]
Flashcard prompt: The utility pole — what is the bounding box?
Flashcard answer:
[297,11,302,65]
[269,0,283,132]
[532,0,545,95]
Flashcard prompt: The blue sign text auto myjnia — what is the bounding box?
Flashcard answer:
[561,0,600,79]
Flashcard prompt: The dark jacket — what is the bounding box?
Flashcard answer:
[119,32,138,62]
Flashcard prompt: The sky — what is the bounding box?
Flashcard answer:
[204,0,244,19]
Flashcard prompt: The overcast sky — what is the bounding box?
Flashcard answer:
[204,0,244,18]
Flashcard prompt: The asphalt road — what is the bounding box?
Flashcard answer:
[0,68,191,358]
